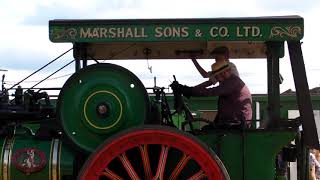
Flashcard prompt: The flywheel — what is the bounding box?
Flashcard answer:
[57,63,149,153]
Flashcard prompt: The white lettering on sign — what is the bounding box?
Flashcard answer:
[80,27,148,38]
[77,25,264,39]
[154,27,189,38]
[236,26,261,37]
[210,27,229,37]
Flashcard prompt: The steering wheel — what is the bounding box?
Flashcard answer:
[170,76,197,132]
[170,76,214,133]
[170,75,184,114]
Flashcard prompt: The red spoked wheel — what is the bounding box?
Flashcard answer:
[79,126,230,180]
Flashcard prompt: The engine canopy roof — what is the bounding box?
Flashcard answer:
[49,16,303,59]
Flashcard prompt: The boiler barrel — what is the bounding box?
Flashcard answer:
[0,136,74,180]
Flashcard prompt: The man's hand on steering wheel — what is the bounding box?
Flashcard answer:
[170,79,193,98]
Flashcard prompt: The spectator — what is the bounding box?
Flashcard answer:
[310,149,320,180]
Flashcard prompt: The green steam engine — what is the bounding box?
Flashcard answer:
[0,16,318,180]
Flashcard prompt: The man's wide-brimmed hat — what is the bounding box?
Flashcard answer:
[210,46,229,57]
[211,60,230,76]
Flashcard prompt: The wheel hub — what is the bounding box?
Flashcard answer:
[96,102,110,118]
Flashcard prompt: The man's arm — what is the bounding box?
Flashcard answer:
[208,75,218,85]
[310,165,316,180]
[192,79,235,97]
[194,80,214,89]
[191,57,209,78]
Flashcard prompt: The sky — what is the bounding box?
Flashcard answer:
[0,0,320,95]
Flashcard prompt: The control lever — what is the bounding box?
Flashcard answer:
[171,75,183,114]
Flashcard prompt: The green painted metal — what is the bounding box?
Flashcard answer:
[267,42,282,128]
[0,135,74,180]
[0,138,4,180]
[162,94,320,128]
[10,137,51,180]
[59,141,75,180]
[58,63,149,153]
[157,93,319,179]
[49,16,303,43]
[197,130,296,180]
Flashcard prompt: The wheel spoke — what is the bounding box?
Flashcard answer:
[152,145,169,180]
[187,170,207,180]
[102,168,123,180]
[168,153,191,180]
[139,144,153,179]
[118,153,141,180]
[79,127,228,180]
